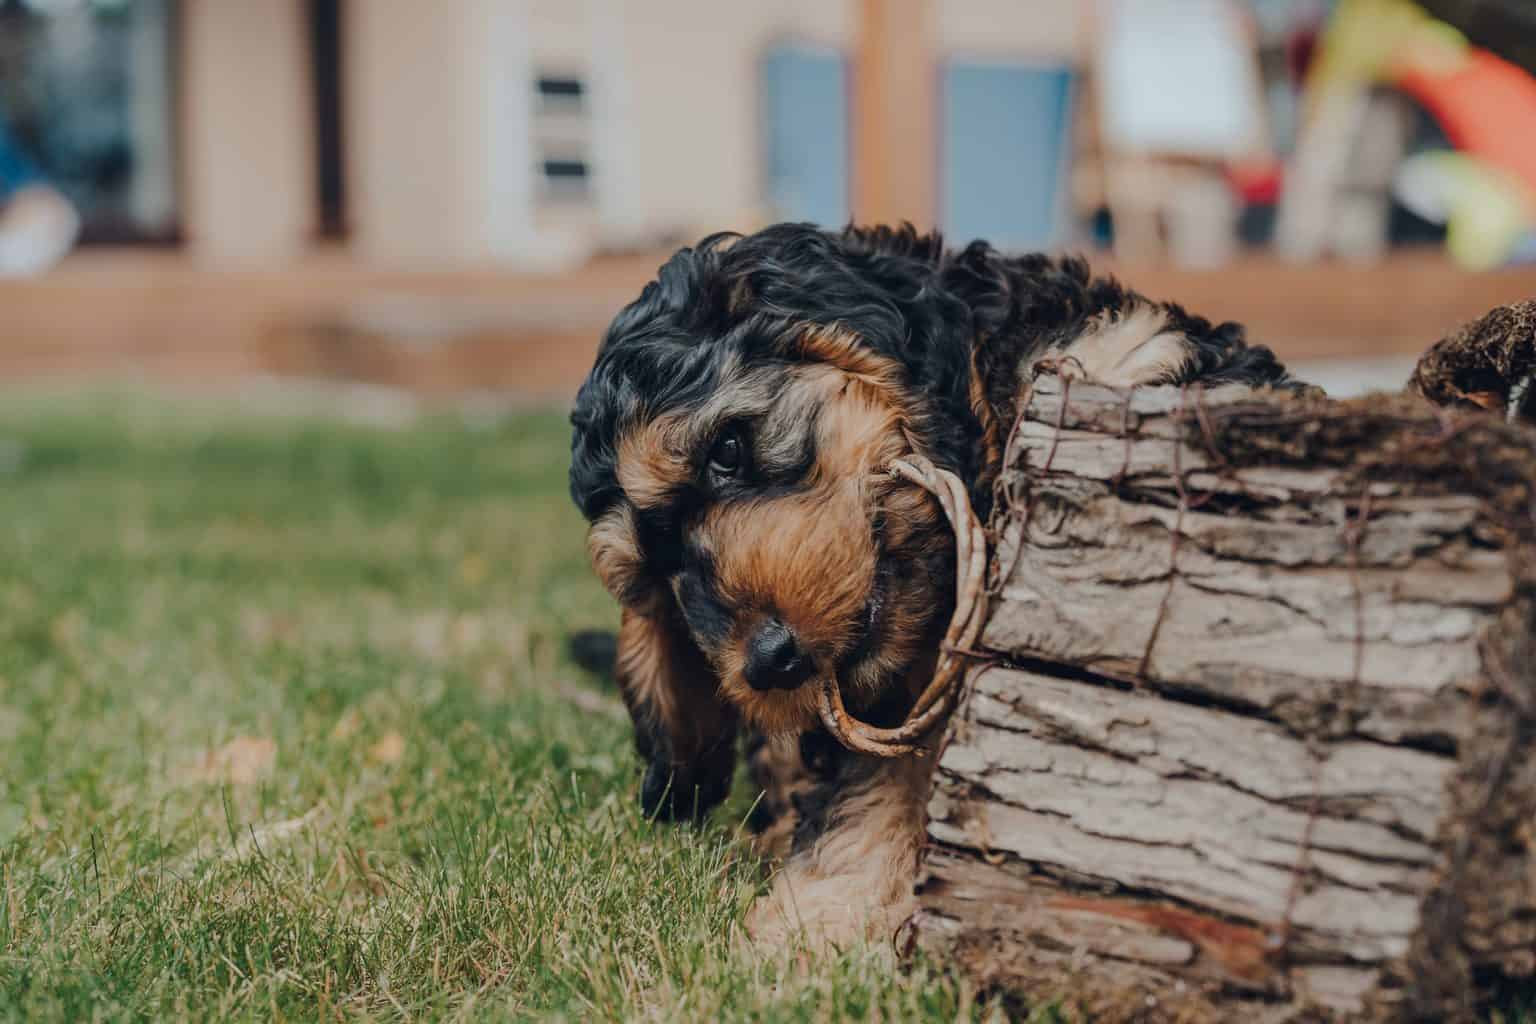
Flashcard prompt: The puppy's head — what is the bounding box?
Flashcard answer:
[570,224,985,819]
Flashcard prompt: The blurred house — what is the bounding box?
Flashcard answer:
[5,0,1536,406]
[0,0,1085,270]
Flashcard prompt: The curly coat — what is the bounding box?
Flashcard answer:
[569,223,1294,943]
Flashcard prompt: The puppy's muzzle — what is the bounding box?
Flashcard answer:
[743,619,814,691]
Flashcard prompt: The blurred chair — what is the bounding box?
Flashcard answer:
[1091,0,1272,266]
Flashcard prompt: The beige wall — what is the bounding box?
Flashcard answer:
[627,0,847,239]
[181,0,313,265]
[347,0,536,269]
[938,0,1082,60]
[176,0,1085,268]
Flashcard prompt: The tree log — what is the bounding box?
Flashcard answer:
[912,374,1536,1022]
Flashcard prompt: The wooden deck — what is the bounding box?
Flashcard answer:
[1,247,1532,402]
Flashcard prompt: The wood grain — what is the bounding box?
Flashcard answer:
[913,375,1535,1021]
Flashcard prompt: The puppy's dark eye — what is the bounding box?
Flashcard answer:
[707,429,745,477]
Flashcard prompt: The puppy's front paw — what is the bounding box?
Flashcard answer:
[744,731,819,859]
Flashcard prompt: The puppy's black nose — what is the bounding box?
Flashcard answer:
[744,619,813,691]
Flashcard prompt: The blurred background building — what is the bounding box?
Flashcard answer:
[0,0,1089,268]
[1,0,1535,397]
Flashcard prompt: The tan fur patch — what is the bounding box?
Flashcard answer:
[1051,305,1195,387]
[968,356,1004,495]
[586,505,646,607]
[779,365,914,486]
[746,733,817,862]
[616,413,690,510]
[596,334,950,776]
[615,605,730,759]
[745,748,933,947]
[707,482,876,733]
[793,327,909,397]
[697,366,941,733]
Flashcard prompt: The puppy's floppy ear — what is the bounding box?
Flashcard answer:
[615,604,737,822]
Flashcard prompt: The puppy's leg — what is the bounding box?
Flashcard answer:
[745,751,931,948]
[745,731,810,860]
[745,729,843,862]
[614,606,738,822]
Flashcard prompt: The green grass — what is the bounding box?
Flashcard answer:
[0,392,987,1022]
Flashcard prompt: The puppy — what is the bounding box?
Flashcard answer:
[568,223,1293,944]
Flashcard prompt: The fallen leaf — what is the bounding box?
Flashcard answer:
[330,708,363,742]
[189,736,276,785]
[368,731,406,764]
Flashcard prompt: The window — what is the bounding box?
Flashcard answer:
[0,0,179,242]
[536,75,585,107]
[532,69,591,202]
[762,45,849,227]
[542,159,589,180]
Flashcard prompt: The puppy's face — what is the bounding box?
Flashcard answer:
[573,323,955,818]
[602,344,948,725]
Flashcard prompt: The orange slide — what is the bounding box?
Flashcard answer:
[1396,48,1536,199]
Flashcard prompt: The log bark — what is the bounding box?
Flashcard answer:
[912,374,1536,1022]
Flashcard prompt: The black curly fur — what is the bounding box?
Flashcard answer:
[569,222,1296,825]
[571,222,1293,522]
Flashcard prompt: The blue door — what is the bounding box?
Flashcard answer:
[943,62,1075,250]
[762,45,849,228]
